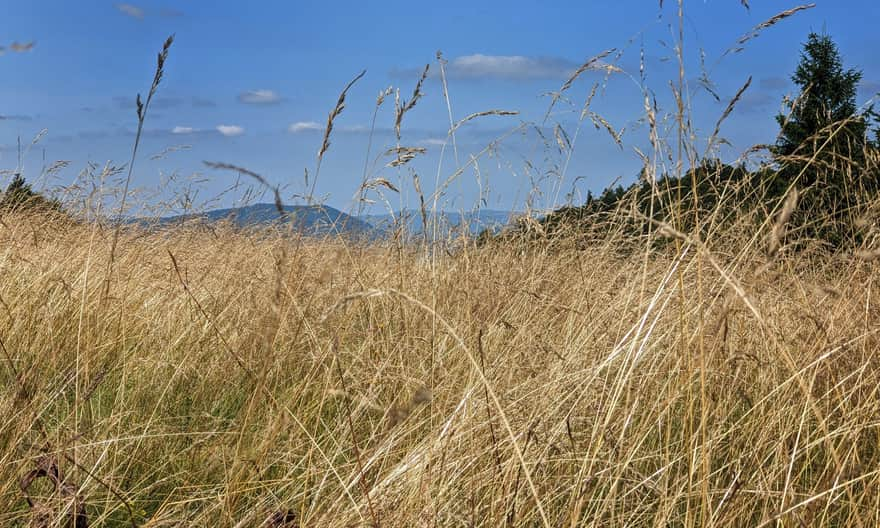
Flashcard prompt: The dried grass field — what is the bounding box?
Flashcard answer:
[1,207,879,526]
[3,2,880,526]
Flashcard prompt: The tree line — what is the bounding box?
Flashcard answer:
[532,32,880,249]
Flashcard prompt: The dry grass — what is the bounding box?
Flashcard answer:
[4,3,880,526]
[0,210,879,526]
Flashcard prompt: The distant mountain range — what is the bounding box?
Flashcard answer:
[362,209,517,236]
[138,203,519,239]
[143,203,374,237]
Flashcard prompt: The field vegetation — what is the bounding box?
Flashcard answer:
[2,2,880,526]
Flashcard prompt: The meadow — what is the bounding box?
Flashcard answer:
[3,2,880,526]
[1,199,879,526]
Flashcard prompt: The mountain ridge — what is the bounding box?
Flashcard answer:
[138,203,519,238]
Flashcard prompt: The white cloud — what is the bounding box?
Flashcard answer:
[171,126,196,135]
[286,122,372,134]
[115,3,145,19]
[418,138,447,147]
[445,54,578,80]
[393,54,588,81]
[238,89,283,105]
[216,125,244,137]
[288,121,323,133]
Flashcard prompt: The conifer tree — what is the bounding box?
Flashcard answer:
[0,173,61,211]
[772,32,874,245]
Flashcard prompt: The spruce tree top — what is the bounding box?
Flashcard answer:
[774,32,866,160]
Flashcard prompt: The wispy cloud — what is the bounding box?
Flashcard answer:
[452,54,577,79]
[288,121,323,133]
[113,95,212,111]
[394,54,581,81]
[216,125,245,137]
[760,76,789,90]
[78,130,112,140]
[159,8,184,18]
[115,3,145,19]
[288,121,373,134]
[418,138,448,147]
[191,96,216,108]
[341,124,368,133]
[860,80,880,96]
[94,126,204,139]
[238,89,283,105]
[114,4,183,20]
[113,95,136,110]
[80,125,240,139]
[0,114,33,121]
[732,90,777,115]
[114,95,183,110]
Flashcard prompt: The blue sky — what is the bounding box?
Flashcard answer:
[2,1,879,215]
